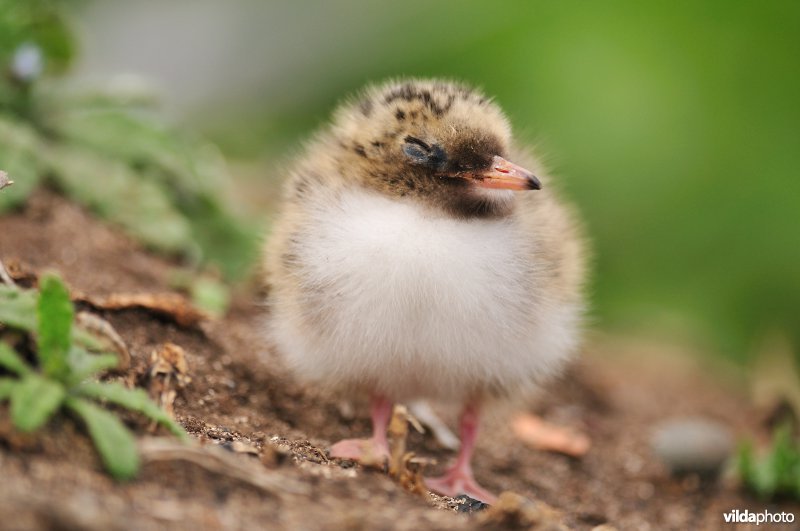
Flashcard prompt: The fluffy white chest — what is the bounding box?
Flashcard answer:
[305,189,527,314]
[272,188,577,401]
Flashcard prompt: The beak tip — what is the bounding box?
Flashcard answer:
[527,176,542,190]
[477,156,542,191]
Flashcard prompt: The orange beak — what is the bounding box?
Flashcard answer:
[473,156,541,191]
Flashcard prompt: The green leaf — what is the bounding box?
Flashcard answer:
[36,274,72,379]
[45,145,194,255]
[65,397,139,480]
[738,440,775,499]
[0,117,43,212]
[66,346,118,385]
[183,199,258,280]
[170,272,230,317]
[765,424,800,493]
[76,381,187,440]
[0,284,38,331]
[10,374,65,432]
[752,456,777,499]
[72,326,109,352]
[56,108,259,279]
[0,285,106,368]
[0,341,32,376]
[0,377,18,401]
[736,442,753,480]
[737,423,800,500]
[56,108,225,195]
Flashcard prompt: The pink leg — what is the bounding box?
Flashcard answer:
[330,395,393,464]
[424,403,497,503]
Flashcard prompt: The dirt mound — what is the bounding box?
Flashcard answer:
[1,189,795,530]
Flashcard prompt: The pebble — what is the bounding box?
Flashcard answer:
[651,417,734,474]
[453,494,490,514]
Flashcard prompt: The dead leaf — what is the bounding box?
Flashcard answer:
[0,258,36,286]
[388,404,410,476]
[397,454,432,496]
[150,342,191,386]
[0,266,209,329]
[0,259,15,287]
[76,292,209,327]
[387,405,429,496]
[511,413,591,457]
[148,343,191,428]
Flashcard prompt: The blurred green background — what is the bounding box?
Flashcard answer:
[6,0,800,363]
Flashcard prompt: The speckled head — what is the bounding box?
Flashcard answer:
[326,79,541,218]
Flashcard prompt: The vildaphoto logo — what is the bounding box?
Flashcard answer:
[723,509,795,525]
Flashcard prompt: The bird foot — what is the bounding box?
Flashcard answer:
[329,438,389,467]
[425,468,497,504]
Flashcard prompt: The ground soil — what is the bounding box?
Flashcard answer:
[0,189,797,530]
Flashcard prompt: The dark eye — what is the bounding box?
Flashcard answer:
[402,137,430,162]
[403,136,447,168]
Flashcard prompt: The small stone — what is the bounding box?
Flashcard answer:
[651,417,734,475]
[453,494,490,514]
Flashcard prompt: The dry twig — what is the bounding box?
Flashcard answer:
[75,311,131,371]
[138,438,309,497]
[408,400,459,451]
[387,405,430,496]
[0,259,16,287]
[0,170,12,191]
[148,343,191,429]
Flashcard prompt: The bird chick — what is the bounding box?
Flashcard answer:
[264,79,586,502]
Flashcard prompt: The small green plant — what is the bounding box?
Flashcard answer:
[737,423,800,500]
[0,273,187,480]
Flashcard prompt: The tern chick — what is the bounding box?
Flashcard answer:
[264,79,586,502]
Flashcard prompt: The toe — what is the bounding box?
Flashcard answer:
[330,439,366,460]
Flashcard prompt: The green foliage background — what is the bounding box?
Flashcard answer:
[2,0,798,362]
[198,0,800,362]
[0,1,258,281]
